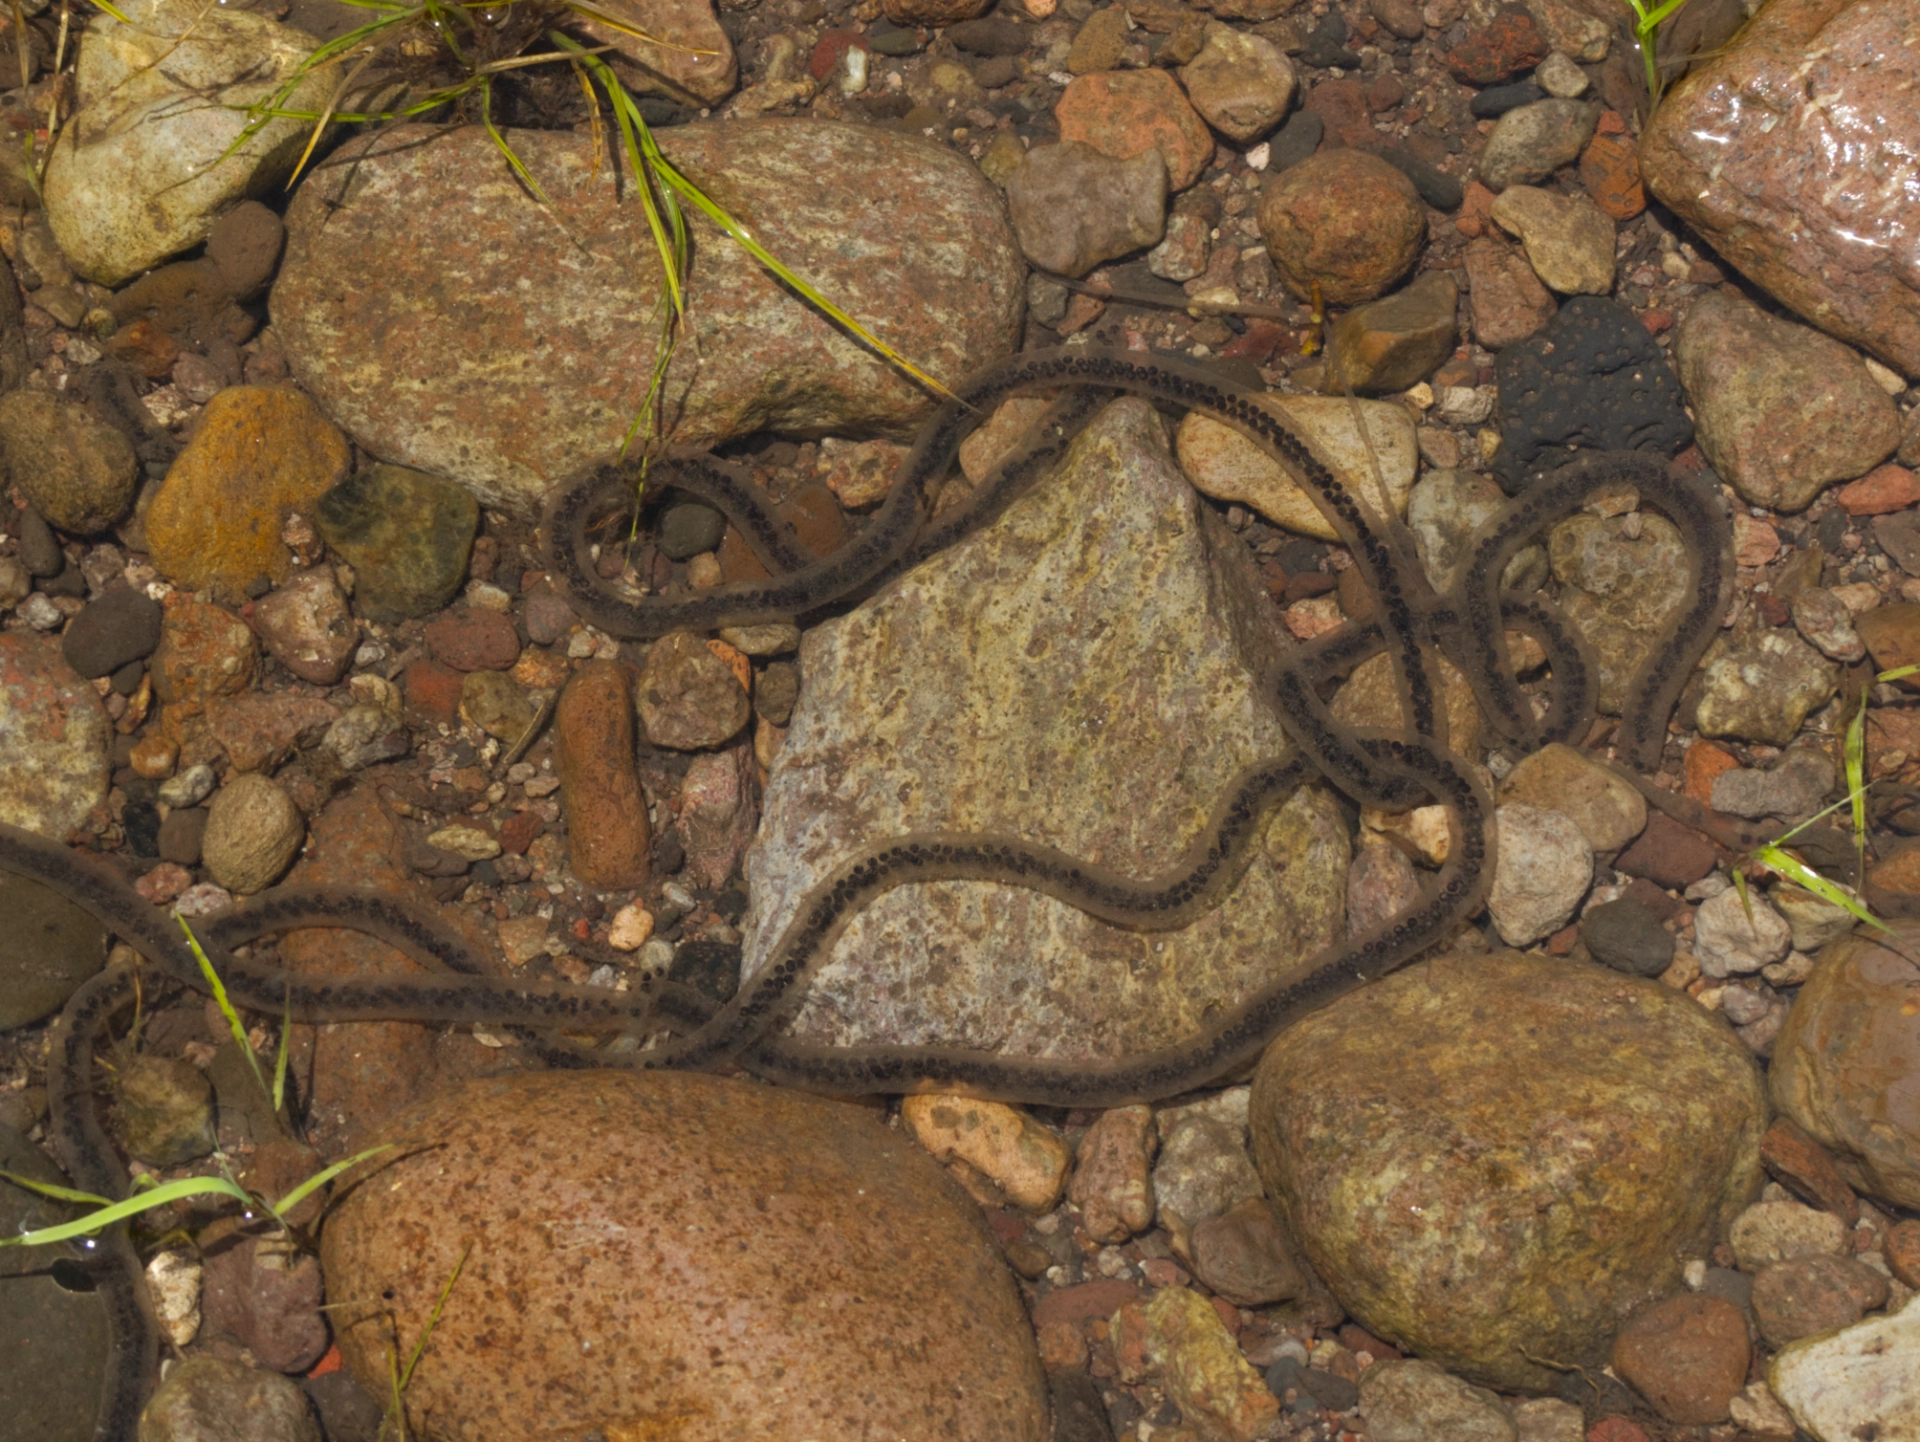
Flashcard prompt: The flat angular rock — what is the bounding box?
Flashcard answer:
[744,398,1350,1063]
[1006,141,1167,278]
[273,121,1024,513]
[1640,0,1920,377]
[1771,1294,1920,1442]
[43,0,331,285]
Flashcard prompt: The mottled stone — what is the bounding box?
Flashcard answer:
[1489,184,1615,295]
[1175,393,1417,540]
[745,400,1349,1065]
[1693,627,1840,746]
[1498,741,1646,852]
[313,465,479,624]
[1054,68,1214,191]
[1770,927,1920,1209]
[250,570,356,685]
[638,632,751,750]
[41,2,331,286]
[150,594,258,718]
[1005,142,1167,278]
[136,1355,320,1442]
[144,387,351,603]
[1464,238,1557,349]
[0,391,139,534]
[1639,0,1920,375]
[1612,1293,1751,1424]
[1316,271,1460,395]
[1488,802,1593,946]
[1258,149,1427,305]
[0,633,111,840]
[1250,951,1768,1391]
[1359,1359,1518,1442]
[1673,289,1901,512]
[322,1071,1046,1441]
[201,773,304,895]
[1478,98,1600,191]
[1770,1294,1920,1442]
[675,742,757,889]
[117,1053,216,1166]
[1178,22,1296,143]
[1751,1253,1889,1347]
[572,0,737,107]
[1549,510,1691,714]
[274,122,1024,512]
[902,1094,1072,1211]
[1070,1104,1158,1242]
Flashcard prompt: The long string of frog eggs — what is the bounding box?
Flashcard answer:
[1,347,1741,1442]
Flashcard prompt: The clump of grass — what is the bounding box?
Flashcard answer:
[1623,0,1694,102]
[177,914,292,1118]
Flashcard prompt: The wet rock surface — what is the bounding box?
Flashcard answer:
[322,1070,1047,1441]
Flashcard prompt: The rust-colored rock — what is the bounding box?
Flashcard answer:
[0,632,110,841]
[320,1070,1047,1442]
[1770,926,1920,1209]
[1579,128,1645,221]
[1054,69,1215,192]
[423,607,520,673]
[1887,1219,1920,1287]
[150,594,258,719]
[1611,1293,1751,1424]
[1837,462,1920,517]
[143,387,351,602]
[1249,951,1768,1392]
[1444,12,1548,84]
[1760,1116,1859,1224]
[637,631,750,750]
[552,661,651,891]
[1639,0,1920,376]
[272,122,1024,513]
[1257,150,1426,305]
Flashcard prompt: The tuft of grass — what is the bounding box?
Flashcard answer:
[378,1244,470,1442]
[198,0,956,480]
[176,914,291,1116]
[0,1144,394,1249]
[1623,0,1693,102]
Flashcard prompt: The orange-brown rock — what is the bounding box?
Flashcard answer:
[1257,150,1426,305]
[552,661,651,891]
[321,1071,1047,1442]
[1611,1293,1751,1424]
[1055,69,1214,191]
[144,387,351,602]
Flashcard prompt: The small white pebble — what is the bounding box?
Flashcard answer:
[524,775,561,798]
[1683,1258,1708,1290]
[1863,355,1908,395]
[607,902,655,952]
[146,1252,202,1347]
[465,580,513,613]
[19,593,63,631]
[1244,141,1269,170]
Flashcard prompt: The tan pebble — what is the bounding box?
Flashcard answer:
[129,734,178,780]
[496,915,550,967]
[1069,1104,1158,1243]
[687,552,723,589]
[607,902,654,952]
[901,1093,1071,1212]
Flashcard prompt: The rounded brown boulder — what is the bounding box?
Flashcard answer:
[320,1071,1047,1442]
[1257,149,1427,305]
[1769,926,1920,1208]
[1249,950,1768,1392]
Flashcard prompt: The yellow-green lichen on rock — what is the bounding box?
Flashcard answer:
[1249,950,1768,1392]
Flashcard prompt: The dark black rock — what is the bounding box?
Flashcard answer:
[0,874,108,1029]
[1267,110,1325,172]
[1377,147,1463,210]
[108,658,145,696]
[15,504,64,577]
[40,562,87,599]
[1469,80,1544,117]
[947,16,1029,55]
[657,500,728,560]
[1493,297,1694,492]
[973,54,1018,88]
[1816,508,1850,554]
[158,807,208,866]
[304,1368,384,1442]
[1301,10,1361,67]
[1580,897,1675,976]
[60,586,164,679]
[669,938,741,1003]
[1048,1368,1114,1442]
[122,800,161,859]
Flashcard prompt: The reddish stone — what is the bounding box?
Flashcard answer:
[1639,308,1675,334]
[1055,70,1215,191]
[497,809,544,856]
[103,318,181,379]
[1594,108,1629,136]
[1836,462,1920,516]
[552,660,651,891]
[199,1217,329,1373]
[1221,319,1285,365]
[1445,13,1549,85]
[809,28,869,82]
[1257,148,1426,306]
[150,594,258,718]
[1760,1116,1860,1223]
[134,862,193,904]
[424,606,520,672]
[204,692,338,774]
[1867,846,1920,899]
[1610,1293,1749,1424]
[1301,77,1375,152]
[1365,72,1404,113]
[1620,876,1685,923]
[1455,179,1496,239]
[1546,922,1581,955]
[1588,1421,1649,1442]
[402,658,465,725]
[1579,130,1646,221]
[1209,1294,1241,1335]
[1615,810,1718,889]
[1030,1279,1143,1331]
[1337,1323,1401,1359]
[1683,740,1740,805]
[0,633,111,841]
[1735,514,1781,567]
[676,741,756,889]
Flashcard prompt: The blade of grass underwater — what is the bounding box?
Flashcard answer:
[271,1144,395,1216]
[0,1170,112,1207]
[399,1244,469,1392]
[562,0,716,57]
[1753,844,1890,934]
[1848,683,1870,871]
[177,915,271,1105]
[272,991,292,1116]
[655,155,962,403]
[0,1175,255,1248]
[478,75,557,210]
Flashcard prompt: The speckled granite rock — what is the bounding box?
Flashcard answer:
[322,1071,1046,1442]
[273,121,1025,513]
[743,398,1349,1063]
[1770,1294,1920,1442]
[1640,0,1920,377]
[0,634,110,840]
[1249,950,1768,1392]
[1548,509,1691,714]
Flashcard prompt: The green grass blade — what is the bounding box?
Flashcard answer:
[1732,864,1754,927]
[177,915,272,1105]
[93,0,132,20]
[0,1170,112,1207]
[1848,683,1870,870]
[0,1175,253,1248]
[1877,665,1920,684]
[1755,844,1889,934]
[271,1144,396,1218]
[272,991,293,1116]
[654,157,962,403]
[478,77,558,211]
